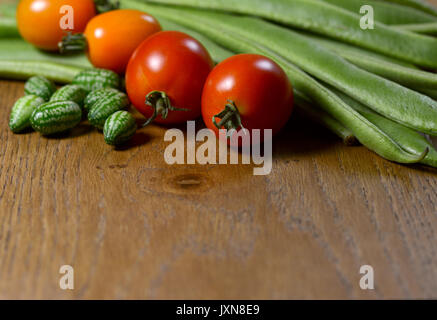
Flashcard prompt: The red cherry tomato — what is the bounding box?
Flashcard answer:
[201,54,294,144]
[81,9,162,73]
[125,31,214,125]
[17,0,96,51]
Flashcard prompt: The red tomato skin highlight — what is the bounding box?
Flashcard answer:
[125,31,214,124]
[17,0,96,51]
[201,54,294,143]
[84,9,161,74]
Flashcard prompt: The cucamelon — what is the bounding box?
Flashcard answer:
[84,88,121,113]
[72,68,120,93]
[50,84,87,107]
[103,111,137,146]
[87,91,129,129]
[9,95,45,133]
[24,76,56,101]
[30,101,82,135]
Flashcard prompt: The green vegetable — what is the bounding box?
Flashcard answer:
[9,95,45,133]
[294,92,358,146]
[321,0,436,25]
[304,33,437,89]
[124,2,428,165]
[0,60,86,83]
[83,88,121,113]
[88,90,130,129]
[136,0,437,69]
[24,76,56,101]
[72,68,120,92]
[0,17,20,38]
[103,111,137,145]
[394,22,437,35]
[332,87,437,167]
[158,16,233,63]
[30,101,82,135]
[376,0,437,17]
[50,84,87,107]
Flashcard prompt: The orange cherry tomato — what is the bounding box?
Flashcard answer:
[17,0,96,51]
[126,31,214,125]
[82,9,161,73]
[201,54,294,144]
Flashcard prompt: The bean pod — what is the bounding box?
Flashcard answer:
[50,84,87,107]
[30,101,82,135]
[72,68,120,92]
[9,95,45,133]
[103,111,137,146]
[24,75,56,101]
[87,90,129,129]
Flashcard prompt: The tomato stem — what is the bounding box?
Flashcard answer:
[94,0,120,14]
[58,32,87,54]
[142,91,189,127]
[212,100,245,135]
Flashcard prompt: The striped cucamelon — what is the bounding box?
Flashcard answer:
[50,84,87,107]
[30,101,82,135]
[9,95,45,133]
[103,111,137,145]
[72,68,120,92]
[87,90,130,129]
[24,76,56,101]
[84,88,121,113]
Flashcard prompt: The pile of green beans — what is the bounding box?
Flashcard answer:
[302,33,437,90]
[131,1,437,135]
[0,17,19,38]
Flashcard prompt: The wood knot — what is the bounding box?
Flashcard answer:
[169,174,207,191]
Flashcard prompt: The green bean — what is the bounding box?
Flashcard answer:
[122,0,429,164]
[320,0,436,25]
[331,87,437,167]
[158,17,233,63]
[0,60,86,83]
[0,16,19,38]
[0,39,92,67]
[137,0,437,69]
[394,22,437,35]
[376,0,437,17]
[303,33,437,89]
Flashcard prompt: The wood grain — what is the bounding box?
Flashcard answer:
[0,1,436,300]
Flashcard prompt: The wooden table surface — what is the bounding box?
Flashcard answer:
[1,3,437,300]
